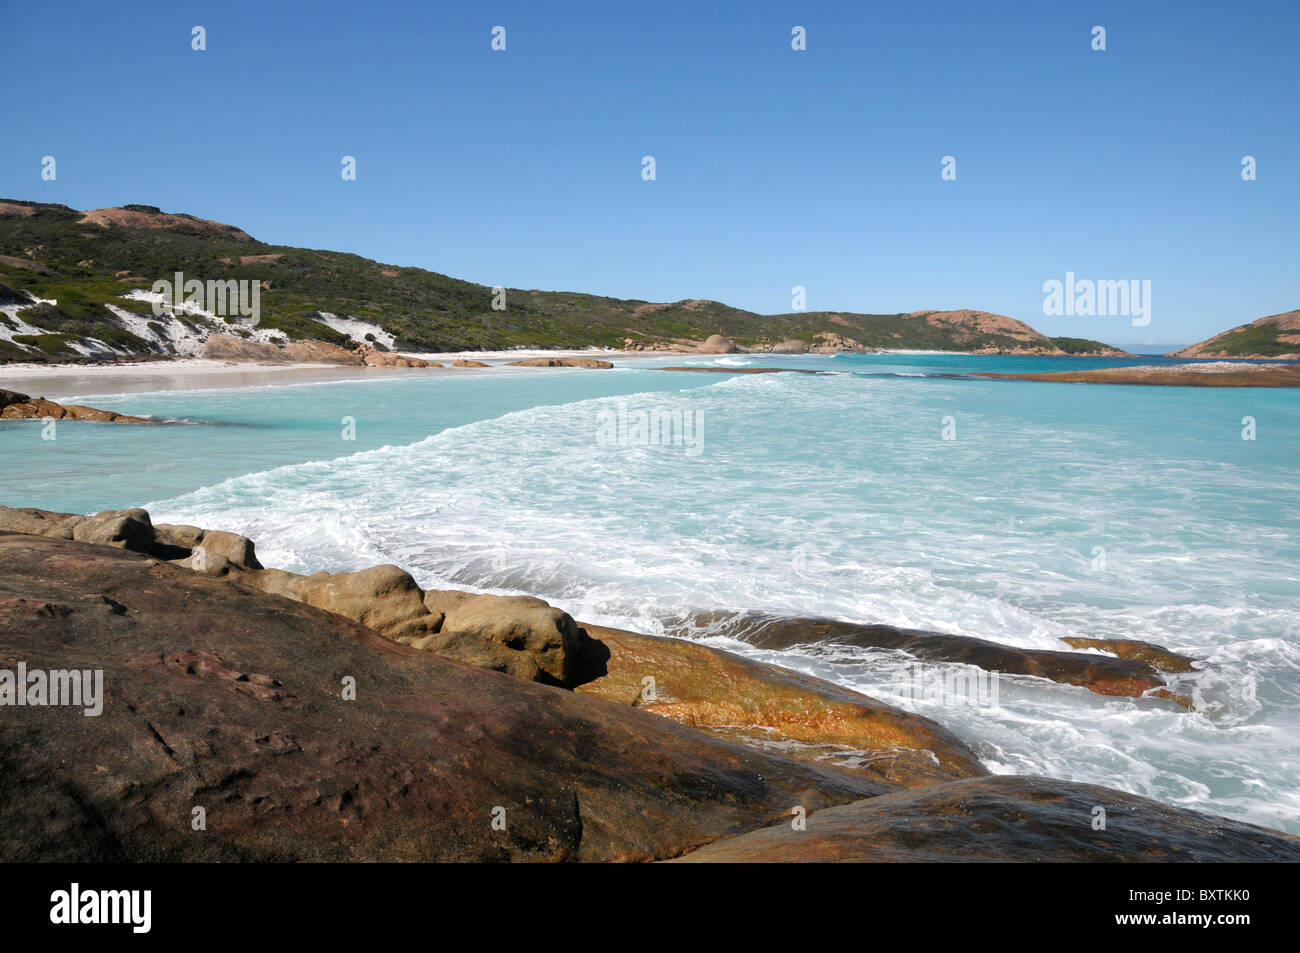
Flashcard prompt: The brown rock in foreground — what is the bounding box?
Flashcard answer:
[0,533,890,862]
[573,623,987,788]
[0,388,150,423]
[0,505,155,549]
[453,358,490,367]
[695,614,1183,702]
[669,775,1300,862]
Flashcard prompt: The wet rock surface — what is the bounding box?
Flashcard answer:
[669,775,1300,862]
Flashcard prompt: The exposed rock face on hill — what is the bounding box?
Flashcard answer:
[668,776,1300,862]
[0,388,150,423]
[78,205,255,242]
[915,310,1129,356]
[1169,309,1300,360]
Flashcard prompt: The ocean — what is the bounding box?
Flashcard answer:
[5,351,1298,832]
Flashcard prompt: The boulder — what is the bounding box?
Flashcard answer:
[506,357,614,368]
[808,332,865,354]
[246,563,441,642]
[198,334,288,363]
[0,533,889,862]
[453,359,490,367]
[0,505,85,539]
[69,508,154,553]
[573,623,987,788]
[355,346,440,368]
[438,594,582,686]
[193,529,263,570]
[283,340,366,365]
[697,334,738,354]
[669,775,1300,862]
[770,339,809,354]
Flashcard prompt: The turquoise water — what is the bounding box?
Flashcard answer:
[4,352,1299,831]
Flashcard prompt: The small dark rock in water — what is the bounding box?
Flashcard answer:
[687,613,1186,703]
[656,366,824,375]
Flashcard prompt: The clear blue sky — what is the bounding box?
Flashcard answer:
[3,0,1296,347]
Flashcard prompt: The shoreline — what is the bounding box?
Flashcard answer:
[5,351,1299,401]
[4,502,1297,860]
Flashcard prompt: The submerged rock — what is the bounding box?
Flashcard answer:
[705,614,1184,702]
[506,357,614,368]
[1062,636,1198,673]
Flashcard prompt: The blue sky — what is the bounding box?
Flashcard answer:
[2,0,1296,347]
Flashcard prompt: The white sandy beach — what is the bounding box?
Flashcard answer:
[0,349,694,399]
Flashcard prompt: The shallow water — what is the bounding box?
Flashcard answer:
[4,352,1298,831]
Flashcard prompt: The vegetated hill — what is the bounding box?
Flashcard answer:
[0,199,1125,362]
[1168,310,1300,360]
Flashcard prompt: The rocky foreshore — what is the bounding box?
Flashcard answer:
[2,504,1297,862]
[0,387,150,423]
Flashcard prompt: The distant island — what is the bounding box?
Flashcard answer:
[0,199,1128,362]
